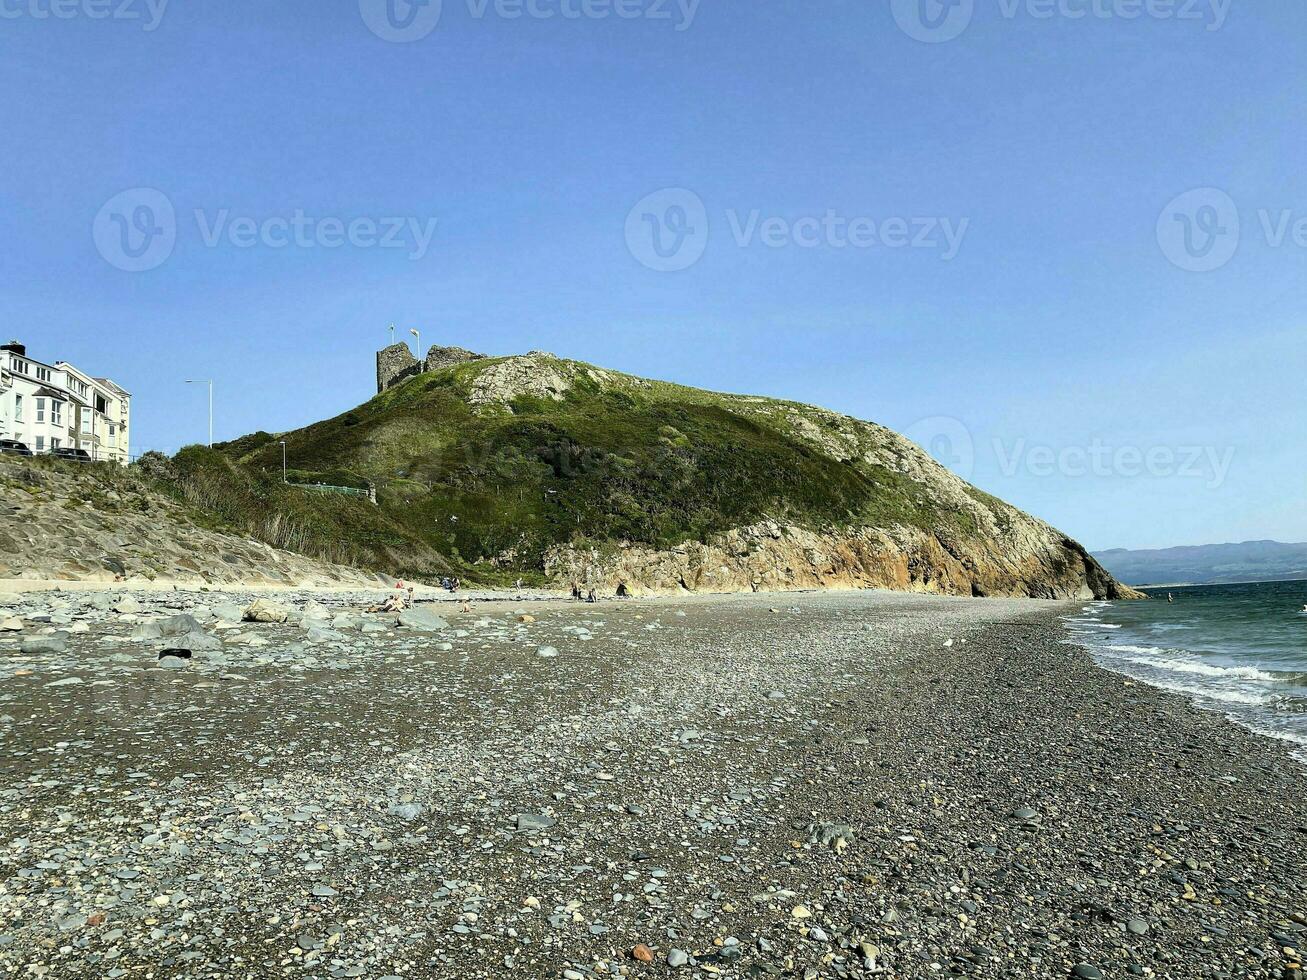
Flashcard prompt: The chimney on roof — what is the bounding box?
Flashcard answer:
[0,341,25,357]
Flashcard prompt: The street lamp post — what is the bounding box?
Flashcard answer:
[185,379,213,448]
[409,327,421,359]
[279,440,287,483]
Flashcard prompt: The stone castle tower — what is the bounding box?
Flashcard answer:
[376,343,487,394]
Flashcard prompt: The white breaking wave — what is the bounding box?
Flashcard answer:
[1062,618,1120,629]
[1154,681,1275,706]
[1127,656,1277,683]
[1081,641,1291,706]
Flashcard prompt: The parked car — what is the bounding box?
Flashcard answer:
[51,447,92,461]
[0,439,33,457]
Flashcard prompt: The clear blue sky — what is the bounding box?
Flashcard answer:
[2,0,1303,551]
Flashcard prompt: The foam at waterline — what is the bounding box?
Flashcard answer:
[1063,618,1121,629]
[1236,720,1307,749]
[1152,681,1277,706]
[1069,638,1279,703]
[1100,646,1281,683]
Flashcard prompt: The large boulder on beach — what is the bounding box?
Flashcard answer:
[243,599,290,624]
[130,621,164,642]
[158,614,203,637]
[301,600,331,622]
[398,608,449,631]
[212,602,245,624]
[171,631,222,653]
[21,636,68,655]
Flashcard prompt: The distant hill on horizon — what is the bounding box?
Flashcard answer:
[1093,540,1307,586]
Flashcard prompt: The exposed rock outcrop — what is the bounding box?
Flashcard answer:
[376,342,488,394]
[545,520,1145,600]
[376,343,420,394]
[467,351,573,409]
[425,345,486,374]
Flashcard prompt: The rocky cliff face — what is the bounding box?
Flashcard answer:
[0,459,389,588]
[485,355,1141,600]
[545,521,1141,600]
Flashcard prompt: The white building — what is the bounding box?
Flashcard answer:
[0,341,131,464]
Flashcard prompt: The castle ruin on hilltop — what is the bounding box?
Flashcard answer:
[376,343,487,394]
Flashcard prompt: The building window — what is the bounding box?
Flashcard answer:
[108,424,117,447]
[35,436,44,452]
[81,415,90,434]
[50,437,60,450]
[35,398,44,423]
[13,394,21,423]
[36,366,51,383]
[51,401,63,426]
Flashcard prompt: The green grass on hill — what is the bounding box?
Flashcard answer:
[184,357,973,581]
[158,446,453,579]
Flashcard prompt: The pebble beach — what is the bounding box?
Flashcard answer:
[0,588,1303,979]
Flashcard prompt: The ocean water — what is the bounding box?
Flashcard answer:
[1063,580,1307,760]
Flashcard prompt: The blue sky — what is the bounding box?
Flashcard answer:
[1,0,1303,551]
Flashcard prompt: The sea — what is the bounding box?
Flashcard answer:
[1064,580,1307,762]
